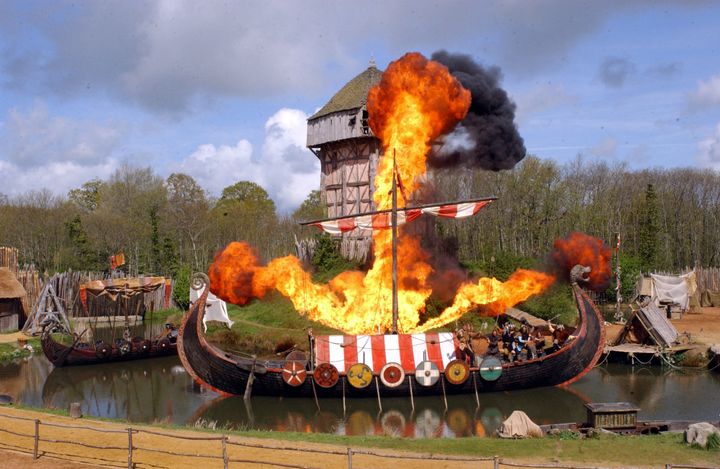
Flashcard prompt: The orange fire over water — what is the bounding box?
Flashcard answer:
[208,53,594,334]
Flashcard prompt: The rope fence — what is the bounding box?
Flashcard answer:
[0,412,717,469]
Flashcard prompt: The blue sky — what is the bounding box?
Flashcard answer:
[0,1,719,212]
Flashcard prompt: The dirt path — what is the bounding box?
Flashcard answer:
[0,407,495,469]
[0,448,106,469]
[0,332,31,345]
[672,306,720,345]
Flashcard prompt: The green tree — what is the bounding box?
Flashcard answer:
[292,189,325,221]
[217,181,276,214]
[212,181,279,260]
[173,264,191,309]
[68,179,104,212]
[166,173,210,270]
[64,215,102,270]
[638,183,660,271]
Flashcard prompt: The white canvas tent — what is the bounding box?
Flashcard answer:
[637,272,698,312]
[190,285,234,332]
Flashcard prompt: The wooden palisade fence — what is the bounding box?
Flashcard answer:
[0,411,717,469]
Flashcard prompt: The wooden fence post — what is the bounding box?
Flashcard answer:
[493,455,499,469]
[33,419,40,459]
[222,435,229,469]
[127,428,133,469]
[347,447,353,469]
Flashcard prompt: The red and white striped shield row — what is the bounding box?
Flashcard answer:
[313,332,459,373]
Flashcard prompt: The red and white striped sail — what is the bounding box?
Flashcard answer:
[314,332,459,373]
[311,210,422,235]
[308,199,493,234]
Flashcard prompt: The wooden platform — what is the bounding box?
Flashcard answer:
[505,307,547,328]
[604,343,659,354]
[74,315,143,327]
[604,343,696,355]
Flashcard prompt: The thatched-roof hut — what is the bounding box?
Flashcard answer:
[0,267,27,332]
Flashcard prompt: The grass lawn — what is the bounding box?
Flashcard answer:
[204,293,342,356]
[226,430,719,466]
[0,337,40,362]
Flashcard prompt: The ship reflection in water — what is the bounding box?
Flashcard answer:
[191,385,587,437]
[0,356,718,438]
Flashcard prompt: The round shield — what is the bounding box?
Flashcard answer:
[379,362,405,388]
[478,356,503,382]
[444,359,470,385]
[282,360,306,387]
[313,363,339,388]
[347,363,373,389]
[414,360,440,387]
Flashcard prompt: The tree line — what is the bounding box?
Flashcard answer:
[0,164,323,279]
[1,157,719,296]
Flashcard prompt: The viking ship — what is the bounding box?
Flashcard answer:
[41,277,178,367]
[178,162,607,398]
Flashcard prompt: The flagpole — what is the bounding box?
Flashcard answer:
[391,149,399,334]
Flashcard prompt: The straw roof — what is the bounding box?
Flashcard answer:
[308,64,383,121]
[0,267,27,299]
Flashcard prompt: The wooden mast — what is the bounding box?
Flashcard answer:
[391,149,399,334]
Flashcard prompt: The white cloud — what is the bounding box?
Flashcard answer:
[177,139,257,193]
[688,74,720,110]
[1,1,688,113]
[0,102,123,168]
[0,102,124,196]
[697,123,720,168]
[0,159,118,198]
[175,108,320,212]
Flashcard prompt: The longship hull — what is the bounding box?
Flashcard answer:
[178,286,605,398]
[41,333,177,367]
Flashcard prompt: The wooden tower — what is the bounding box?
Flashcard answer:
[306,62,383,261]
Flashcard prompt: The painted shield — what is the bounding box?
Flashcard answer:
[282,360,306,387]
[414,360,440,387]
[478,356,503,382]
[347,363,373,389]
[444,359,470,385]
[313,363,339,388]
[379,362,405,388]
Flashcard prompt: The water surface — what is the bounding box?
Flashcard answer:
[1,355,718,437]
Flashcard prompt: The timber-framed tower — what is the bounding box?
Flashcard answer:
[306,62,383,261]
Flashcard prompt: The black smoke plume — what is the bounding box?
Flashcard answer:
[430,50,526,171]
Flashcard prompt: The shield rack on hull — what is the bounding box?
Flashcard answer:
[177,284,605,399]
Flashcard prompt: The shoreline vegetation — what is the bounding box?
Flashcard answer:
[0,405,717,468]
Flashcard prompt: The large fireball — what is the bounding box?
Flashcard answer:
[208,53,606,334]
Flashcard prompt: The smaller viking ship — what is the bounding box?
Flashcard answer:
[41,277,178,367]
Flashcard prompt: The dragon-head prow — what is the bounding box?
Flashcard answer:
[570,264,591,285]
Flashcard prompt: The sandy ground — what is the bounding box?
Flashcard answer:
[672,306,720,345]
[0,448,106,469]
[0,332,31,345]
[0,406,500,469]
[604,306,720,348]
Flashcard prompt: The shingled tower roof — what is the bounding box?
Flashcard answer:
[309,63,383,121]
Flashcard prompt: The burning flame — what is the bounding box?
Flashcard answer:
[551,232,613,290]
[208,53,608,334]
